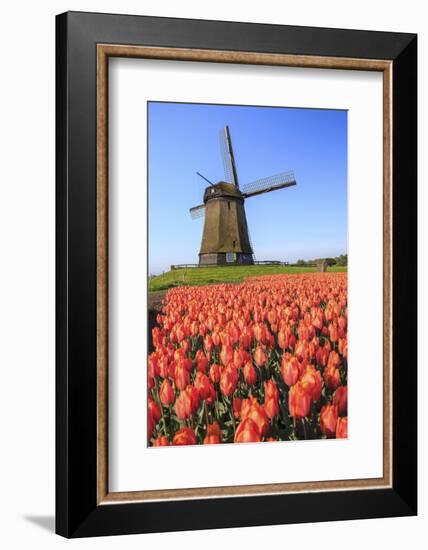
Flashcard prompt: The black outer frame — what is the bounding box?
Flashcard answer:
[56,11,417,538]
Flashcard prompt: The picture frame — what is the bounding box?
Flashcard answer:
[56,11,417,538]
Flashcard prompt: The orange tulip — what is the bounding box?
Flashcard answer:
[150,272,348,446]
[204,434,221,444]
[315,346,329,367]
[300,365,322,402]
[333,386,348,416]
[173,427,197,445]
[220,344,233,367]
[254,345,267,367]
[281,353,300,386]
[174,364,190,391]
[195,349,209,373]
[264,397,279,419]
[327,350,341,369]
[289,381,311,418]
[243,360,257,385]
[336,417,348,438]
[174,389,192,420]
[148,398,161,424]
[148,353,160,378]
[329,322,339,343]
[148,398,161,437]
[234,417,261,443]
[194,372,213,401]
[324,364,341,390]
[233,347,245,369]
[204,422,221,443]
[153,436,170,446]
[204,334,213,353]
[232,397,242,418]
[264,379,279,402]
[320,404,338,438]
[220,365,238,397]
[209,363,221,384]
[241,397,269,436]
[277,329,288,350]
[159,379,175,406]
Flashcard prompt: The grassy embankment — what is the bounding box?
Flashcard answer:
[149,265,347,292]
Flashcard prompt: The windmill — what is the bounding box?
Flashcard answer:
[190,126,296,266]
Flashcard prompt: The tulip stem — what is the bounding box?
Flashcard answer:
[154,378,167,437]
[224,395,236,434]
[204,400,209,430]
[302,418,308,440]
[168,405,172,440]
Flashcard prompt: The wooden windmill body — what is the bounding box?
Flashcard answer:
[190,126,296,266]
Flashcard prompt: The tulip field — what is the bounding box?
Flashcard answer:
[148,272,348,446]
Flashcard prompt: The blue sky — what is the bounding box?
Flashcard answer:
[148,102,347,275]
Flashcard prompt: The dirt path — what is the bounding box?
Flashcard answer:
[148,290,167,310]
[148,290,167,352]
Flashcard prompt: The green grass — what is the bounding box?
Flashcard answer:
[148,265,347,292]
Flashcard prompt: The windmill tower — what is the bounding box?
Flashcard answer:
[190,126,296,266]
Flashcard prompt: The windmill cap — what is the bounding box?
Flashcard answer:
[204,182,243,203]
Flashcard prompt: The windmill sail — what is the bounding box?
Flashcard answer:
[242,171,296,198]
[219,126,239,187]
[189,204,205,219]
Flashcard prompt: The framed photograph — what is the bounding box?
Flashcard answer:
[56,11,417,537]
